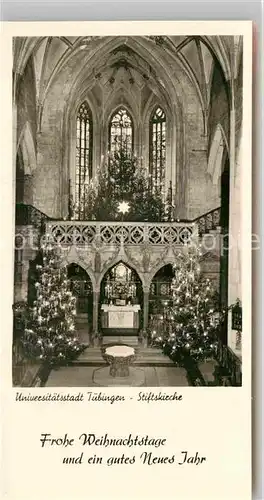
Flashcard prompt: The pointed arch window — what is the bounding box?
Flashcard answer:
[75,102,93,219]
[149,107,166,195]
[109,108,133,155]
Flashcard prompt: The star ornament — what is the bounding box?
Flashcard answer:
[118,201,130,215]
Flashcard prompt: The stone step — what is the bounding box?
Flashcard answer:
[74,346,174,366]
[134,358,174,366]
[139,347,166,355]
[198,359,219,384]
[102,328,138,336]
[102,336,139,346]
[78,346,165,358]
[76,315,89,325]
[78,346,169,356]
[78,349,169,358]
[137,352,170,359]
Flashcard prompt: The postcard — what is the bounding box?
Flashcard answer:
[0,20,252,500]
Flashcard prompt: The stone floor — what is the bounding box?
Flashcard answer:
[45,365,189,387]
[45,328,219,387]
[76,327,90,345]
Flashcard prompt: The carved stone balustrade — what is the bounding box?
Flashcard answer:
[13,211,221,337]
[45,220,199,293]
[194,207,221,236]
[46,220,197,247]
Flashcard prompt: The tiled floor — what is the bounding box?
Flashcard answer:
[45,365,189,387]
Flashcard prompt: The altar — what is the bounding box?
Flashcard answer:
[101,304,141,330]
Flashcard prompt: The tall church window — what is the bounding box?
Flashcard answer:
[109,108,133,155]
[75,102,93,218]
[149,107,166,195]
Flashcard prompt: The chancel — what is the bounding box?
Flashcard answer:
[101,263,141,334]
[12,34,242,387]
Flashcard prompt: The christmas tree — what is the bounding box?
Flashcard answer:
[163,181,175,222]
[72,144,166,222]
[151,243,222,364]
[22,239,85,365]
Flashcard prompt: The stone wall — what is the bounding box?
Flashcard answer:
[30,38,209,220]
[227,50,243,355]
[208,62,230,151]
[16,55,37,151]
[227,131,242,354]
[13,226,39,303]
[14,37,237,224]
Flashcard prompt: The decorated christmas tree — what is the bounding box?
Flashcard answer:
[22,239,85,365]
[163,180,175,222]
[72,144,166,222]
[151,243,222,364]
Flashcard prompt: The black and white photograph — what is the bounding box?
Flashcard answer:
[13,34,243,388]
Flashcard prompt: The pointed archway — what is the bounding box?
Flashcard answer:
[99,261,143,336]
[149,264,174,315]
[147,264,174,339]
[67,263,93,343]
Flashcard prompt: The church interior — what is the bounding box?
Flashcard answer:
[13,35,243,387]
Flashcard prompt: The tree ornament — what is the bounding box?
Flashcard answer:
[21,240,85,366]
[152,243,223,365]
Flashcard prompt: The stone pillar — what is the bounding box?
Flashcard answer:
[24,174,33,205]
[21,261,29,301]
[143,291,150,331]
[13,100,17,229]
[227,132,242,354]
[227,87,242,356]
[14,260,30,303]
[92,290,100,336]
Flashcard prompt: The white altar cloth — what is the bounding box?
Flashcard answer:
[101,304,141,329]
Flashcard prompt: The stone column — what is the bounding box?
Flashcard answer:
[14,260,30,303]
[227,87,242,355]
[143,290,150,331]
[142,286,150,346]
[13,100,17,222]
[24,174,33,205]
[227,133,242,354]
[92,290,100,336]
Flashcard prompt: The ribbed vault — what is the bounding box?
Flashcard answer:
[13,35,238,116]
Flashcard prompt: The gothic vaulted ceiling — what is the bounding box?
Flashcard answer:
[13,35,242,134]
